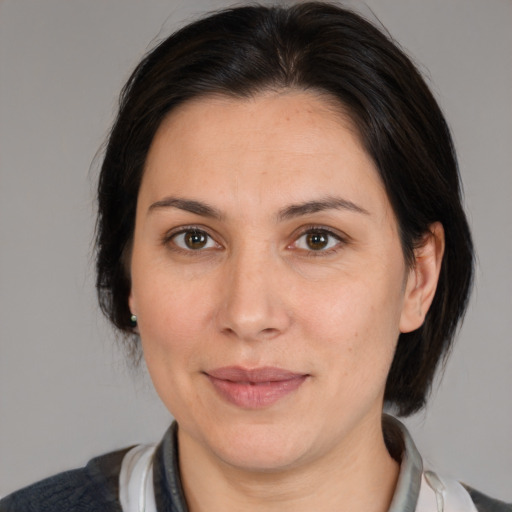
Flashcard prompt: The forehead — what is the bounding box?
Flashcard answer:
[140,91,388,217]
[151,90,360,159]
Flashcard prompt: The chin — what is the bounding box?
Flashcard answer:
[217,442,309,473]
[200,418,315,473]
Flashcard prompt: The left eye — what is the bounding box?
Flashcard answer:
[293,230,341,251]
[171,229,218,251]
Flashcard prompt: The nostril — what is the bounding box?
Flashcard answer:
[220,326,281,340]
[257,327,281,340]
[221,327,236,336]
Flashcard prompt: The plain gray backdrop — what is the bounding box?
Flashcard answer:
[1,0,511,501]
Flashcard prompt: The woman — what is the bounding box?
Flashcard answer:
[1,3,509,511]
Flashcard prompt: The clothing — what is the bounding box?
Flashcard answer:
[1,417,510,512]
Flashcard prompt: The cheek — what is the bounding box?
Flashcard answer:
[138,283,211,345]
[302,272,402,336]
[133,277,216,417]
[300,277,403,383]
[131,260,217,370]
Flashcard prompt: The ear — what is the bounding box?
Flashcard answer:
[128,292,136,316]
[399,222,445,333]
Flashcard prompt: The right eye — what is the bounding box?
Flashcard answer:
[170,229,219,251]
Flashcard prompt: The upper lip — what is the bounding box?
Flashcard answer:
[206,366,307,383]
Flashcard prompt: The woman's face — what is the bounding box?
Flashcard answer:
[129,91,427,471]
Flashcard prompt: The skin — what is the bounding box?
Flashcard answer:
[129,91,444,512]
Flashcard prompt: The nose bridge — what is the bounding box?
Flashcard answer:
[218,238,289,340]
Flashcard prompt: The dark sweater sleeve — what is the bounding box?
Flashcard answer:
[0,447,131,512]
[464,485,512,512]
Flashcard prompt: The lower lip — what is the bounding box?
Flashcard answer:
[207,375,308,409]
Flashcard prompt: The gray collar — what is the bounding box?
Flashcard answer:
[385,415,424,512]
[159,416,423,512]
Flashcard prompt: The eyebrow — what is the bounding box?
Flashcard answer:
[276,196,370,221]
[148,195,369,221]
[148,197,223,219]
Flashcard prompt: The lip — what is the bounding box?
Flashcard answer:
[205,366,309,409]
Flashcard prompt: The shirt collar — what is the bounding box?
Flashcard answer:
[385,415,424,512]
[155,416,423,512]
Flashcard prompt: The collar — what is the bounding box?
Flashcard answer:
[384,415,424,512]
[151,416,424,512]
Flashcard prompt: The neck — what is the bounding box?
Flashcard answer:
[178,414,400,512]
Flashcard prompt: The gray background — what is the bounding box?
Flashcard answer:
[1,0,511,501]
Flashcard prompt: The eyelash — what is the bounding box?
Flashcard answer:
[161,225,347,256]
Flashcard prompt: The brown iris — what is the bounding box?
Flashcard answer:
[184,230,208,249]
[306,232,329,250]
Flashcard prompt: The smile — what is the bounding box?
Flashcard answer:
[205,366,309,409]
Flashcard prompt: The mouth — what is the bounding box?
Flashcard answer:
[204,366,309,409]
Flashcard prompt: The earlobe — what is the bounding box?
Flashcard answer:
[128,293,135,315]
[399,222,445,333]
[128,293,139,331]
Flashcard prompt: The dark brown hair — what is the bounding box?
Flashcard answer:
[96,2,474,416]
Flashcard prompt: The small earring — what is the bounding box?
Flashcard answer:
[130,314,137,328]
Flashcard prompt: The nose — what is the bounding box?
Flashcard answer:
[216,245,292,341]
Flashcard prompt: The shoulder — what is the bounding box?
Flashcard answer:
[0,447,131,512]
[464,485,512,512]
